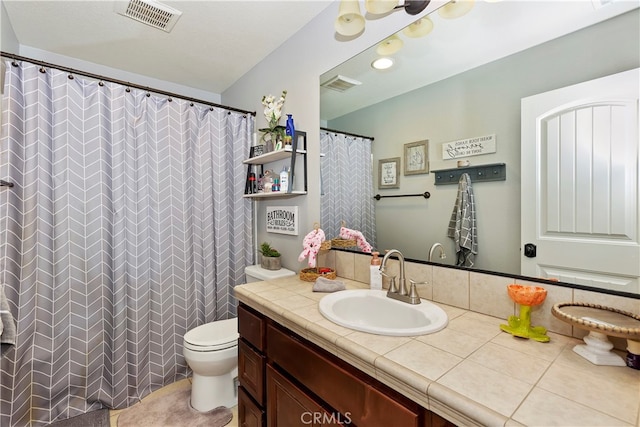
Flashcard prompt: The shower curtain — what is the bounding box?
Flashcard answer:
[320,131,376,248]
[0,60,253,426]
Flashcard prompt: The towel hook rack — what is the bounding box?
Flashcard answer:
[1,180,14,187]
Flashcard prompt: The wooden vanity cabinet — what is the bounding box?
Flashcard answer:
[238,304,266,426]
[237,302,456,427]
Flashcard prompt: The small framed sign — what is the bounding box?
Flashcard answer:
[404,140,429,175]
[442,134,496,160]
[250,145,265,158]
[378,157,400,189]
[266,206,299,235]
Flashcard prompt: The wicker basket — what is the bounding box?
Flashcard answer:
[299,267,337,282]
[319,240,331,251]
[330,238,357,249]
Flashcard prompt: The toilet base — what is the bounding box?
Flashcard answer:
[190,368,238,412]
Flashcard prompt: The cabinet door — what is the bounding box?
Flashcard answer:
[239,339,265,404]
[238,386,264,427]
[266,365,346,427]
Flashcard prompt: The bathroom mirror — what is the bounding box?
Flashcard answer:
[320,1,640,295]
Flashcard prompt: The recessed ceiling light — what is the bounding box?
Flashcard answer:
[372,58,394,70]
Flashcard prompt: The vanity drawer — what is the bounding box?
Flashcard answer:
[238,303,265,351]
[238,385,265,427]
[239,338,265,404]
[266,323,421,427]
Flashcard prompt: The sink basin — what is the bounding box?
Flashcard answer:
[319,289,448,336]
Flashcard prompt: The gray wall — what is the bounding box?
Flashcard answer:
[0,2,18,52]
[327,10,639,274]
[222,2,443,269]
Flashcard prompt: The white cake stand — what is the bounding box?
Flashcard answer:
[551,302,640,367]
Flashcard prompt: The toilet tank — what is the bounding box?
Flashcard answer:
[244,264,296,283]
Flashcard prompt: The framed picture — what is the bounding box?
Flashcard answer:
[403,140,429,175]
[378,157,400,189]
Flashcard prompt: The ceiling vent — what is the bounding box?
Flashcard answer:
[115,0,183,32]
[321,75,362,92]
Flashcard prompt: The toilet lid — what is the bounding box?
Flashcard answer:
[184,318,238,349]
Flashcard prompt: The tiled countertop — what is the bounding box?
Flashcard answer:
[234,276,640,427]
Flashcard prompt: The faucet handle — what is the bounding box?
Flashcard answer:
[408,279,424,303]
[381,272,398,293]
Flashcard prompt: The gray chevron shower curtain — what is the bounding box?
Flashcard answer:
[0,60,253,426]
[320,131,376,246]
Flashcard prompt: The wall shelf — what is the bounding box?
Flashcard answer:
[432,163,506,185]
[243,130,307,197]
[243,190,307,199]
[243,146,307,165]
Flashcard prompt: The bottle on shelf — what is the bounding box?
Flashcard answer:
[280,165,289,193]
[248,172,256,194]
[257,174,264,193]
[284,114,295,148]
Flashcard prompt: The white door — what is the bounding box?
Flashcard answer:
[521,68,639,294]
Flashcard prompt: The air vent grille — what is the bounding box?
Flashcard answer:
[321,75,362,92]
[115,0,182,32]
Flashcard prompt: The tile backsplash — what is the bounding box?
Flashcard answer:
[318,250,640,349]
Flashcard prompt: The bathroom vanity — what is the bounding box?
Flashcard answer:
[235,277,640,426]
[237,302,453,426]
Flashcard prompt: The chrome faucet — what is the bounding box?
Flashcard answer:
[429,243,446,262]
[380,249,421,305]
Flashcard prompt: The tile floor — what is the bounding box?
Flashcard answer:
[109,378,238,427]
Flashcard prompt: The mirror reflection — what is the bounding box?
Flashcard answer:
[320,1,640,294]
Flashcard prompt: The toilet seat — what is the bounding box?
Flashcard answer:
[184,318,238,352]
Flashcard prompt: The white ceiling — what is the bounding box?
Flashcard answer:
[1,0,334,95]
[320,0,640,121]
[2,0,638,115]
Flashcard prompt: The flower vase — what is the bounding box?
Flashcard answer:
[265,140,274,153]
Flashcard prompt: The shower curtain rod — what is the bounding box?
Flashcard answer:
[1,52,256,117]
[321,127,374,141]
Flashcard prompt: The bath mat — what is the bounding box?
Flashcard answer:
[47,409,110,427]
[117,388,232,427]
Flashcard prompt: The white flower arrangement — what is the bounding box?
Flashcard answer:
[260,90,287,143]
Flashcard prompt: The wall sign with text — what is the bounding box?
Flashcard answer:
[266,206,299,235]
[441,134,496,160]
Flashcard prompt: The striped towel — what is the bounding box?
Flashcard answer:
[1,284,17,352]
[447,173,478,267]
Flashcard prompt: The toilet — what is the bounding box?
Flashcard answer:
[183,265,295,412]
[183,318,239,412]
[244,264,295,283]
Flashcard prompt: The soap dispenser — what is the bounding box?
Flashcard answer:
[370,251,382,290]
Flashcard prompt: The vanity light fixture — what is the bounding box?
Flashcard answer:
[437,0,475,19]
[376,35,404,55]
[335,0,431,37]
[335,0,367,36]
[372,57,395,70]
[402,16,434,37]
